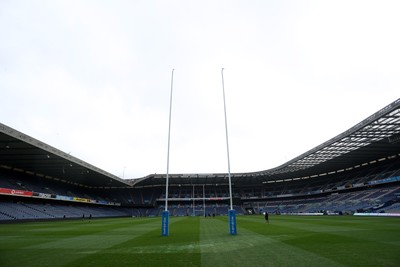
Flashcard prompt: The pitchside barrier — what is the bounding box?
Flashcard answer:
[354,212,400,217]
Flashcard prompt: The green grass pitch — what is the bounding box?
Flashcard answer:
[0,215,399,266]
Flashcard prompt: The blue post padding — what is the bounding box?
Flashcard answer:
[162,210,169,236]
[228,209,237,235]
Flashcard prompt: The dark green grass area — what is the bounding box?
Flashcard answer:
[0,215,399,266]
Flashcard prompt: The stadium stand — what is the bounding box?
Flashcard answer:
[1,99,399,221]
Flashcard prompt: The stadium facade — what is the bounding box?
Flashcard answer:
[1,99,400,221]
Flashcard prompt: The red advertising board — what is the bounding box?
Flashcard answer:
[0,187,33,197]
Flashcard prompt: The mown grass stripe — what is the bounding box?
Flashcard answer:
[238,215,400,266]
[200,216,343,267]
[1,217,163,266]
[67,216,200,266]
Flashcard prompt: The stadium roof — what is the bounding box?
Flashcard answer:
[1,98,400,188]
[0,123,130,188]
[131,98,400,187]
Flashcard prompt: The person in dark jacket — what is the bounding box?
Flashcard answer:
[264,211,269,224]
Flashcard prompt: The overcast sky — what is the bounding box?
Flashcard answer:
[1,0,399,179]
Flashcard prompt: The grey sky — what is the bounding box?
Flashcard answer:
[1,0,399,179]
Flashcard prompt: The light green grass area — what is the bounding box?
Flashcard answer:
[0,215,399,266]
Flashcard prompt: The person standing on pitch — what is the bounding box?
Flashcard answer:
[264,211,269,224]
